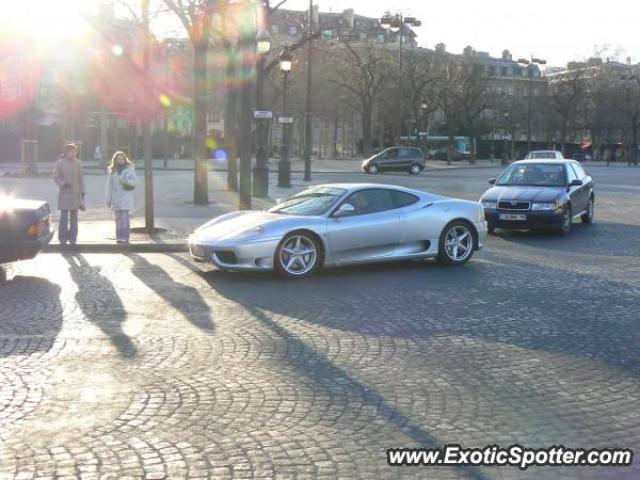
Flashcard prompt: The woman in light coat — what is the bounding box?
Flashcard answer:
[105,151,138,243]
[53,144,85,246]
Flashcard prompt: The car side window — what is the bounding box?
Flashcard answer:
[572,163,587,179]
[394,191,419,208]
[385,149,398,159]
[566,165,578,183]
[398,148,412,158]
[344,189,395,215]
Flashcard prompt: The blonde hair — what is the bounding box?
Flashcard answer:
[108,151,133,172]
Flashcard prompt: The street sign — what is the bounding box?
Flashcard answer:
[254,110,273,119]
[278,116,294,124]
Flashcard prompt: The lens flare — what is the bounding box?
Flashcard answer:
[159,94,172,107]
[111,45,124,57]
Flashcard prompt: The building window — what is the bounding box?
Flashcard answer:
[289,25,298,36]
[501,66,508,76]
[360,32,367,41]
[489,65,496,76]
[271,25,279,35]
[322,29,333,39]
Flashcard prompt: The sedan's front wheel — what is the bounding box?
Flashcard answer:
[367,164,379,174]
[409,164,422,175]
[274,232,321,278]
[437,221,476,266]
[581,196,594,223]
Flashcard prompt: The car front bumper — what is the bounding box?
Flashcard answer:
[188,236,281,271]
[484,209,564,230]
[0,230,54,263]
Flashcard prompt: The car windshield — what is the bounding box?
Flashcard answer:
[526,152,557,159]
[269,187,346,216]
[496,163,566,187]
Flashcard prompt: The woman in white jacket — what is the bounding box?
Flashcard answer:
[105,151,138,243]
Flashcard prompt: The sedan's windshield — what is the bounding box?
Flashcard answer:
[496,163,566,187]
[525,152,558,159]
[269,187,346,216]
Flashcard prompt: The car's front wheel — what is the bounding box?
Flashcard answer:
[409,164,422,175]
[437,221,476,266]
[367,164,379,174]
[559,205,572,236]
[274,231,322,279]
[581,196,594,223]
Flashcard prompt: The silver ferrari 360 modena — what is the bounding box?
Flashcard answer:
[188,183,487,278]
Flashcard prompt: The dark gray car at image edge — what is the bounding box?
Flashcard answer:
[479,160,594,235]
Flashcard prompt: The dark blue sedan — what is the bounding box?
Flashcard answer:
[480,160,594,235]
[0,197,54,264]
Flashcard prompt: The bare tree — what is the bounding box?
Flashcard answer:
[327,42,390,156]
[456,59,490,163]
[549,68,585,156]
[163,0,218,204]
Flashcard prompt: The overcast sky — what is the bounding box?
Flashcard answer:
[284,0,638,67]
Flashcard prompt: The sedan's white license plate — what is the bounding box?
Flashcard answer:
[191,244,205,257]
[499,213,527,221]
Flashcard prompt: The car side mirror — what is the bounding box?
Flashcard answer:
[488,178,496,185]
[570,179,583,187]
[334,203,355,218]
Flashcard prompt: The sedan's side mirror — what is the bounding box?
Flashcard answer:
[488,178,497,185]
[334,203,355,218]
[570,179,583,187]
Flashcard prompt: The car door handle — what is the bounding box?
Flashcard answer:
[422,202,433,208]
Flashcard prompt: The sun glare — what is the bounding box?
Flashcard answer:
[0,0,95,43]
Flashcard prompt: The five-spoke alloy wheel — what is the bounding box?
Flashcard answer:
[275,232,322,278]
[437,221,476,266]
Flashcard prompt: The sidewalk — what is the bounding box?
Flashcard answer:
[2,156,507,177]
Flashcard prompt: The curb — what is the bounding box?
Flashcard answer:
[44,243,188,254]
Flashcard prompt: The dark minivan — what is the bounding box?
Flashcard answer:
[362,147,425,175]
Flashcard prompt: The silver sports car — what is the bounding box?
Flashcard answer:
[188,183,487,278]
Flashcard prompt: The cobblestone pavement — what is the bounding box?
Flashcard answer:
[1,166,639,479]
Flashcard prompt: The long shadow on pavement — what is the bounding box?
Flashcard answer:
[64,254,137,358]
[127,254,214,333]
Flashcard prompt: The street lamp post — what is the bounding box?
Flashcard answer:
[380,12,421,145]
[253,29,272,198]
[420,99,428,151]
[303,0,314,181]
[517,56,547,152]
[278,49,293,188]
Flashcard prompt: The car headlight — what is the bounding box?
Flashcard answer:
[531,202,559,211]
[481,201,497,209]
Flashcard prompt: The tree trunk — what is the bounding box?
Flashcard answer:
[193,43,209,204]
[225,55,238,192]
[362,105,373,156]
[447,130,454,165]
[468,119,476,164]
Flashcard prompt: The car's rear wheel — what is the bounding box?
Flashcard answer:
[559,205,572,236]
[274,231,321,279]
[367,164,379,174]
[581,196,594,223]
[409,164,421,175]
[437,221,476,266]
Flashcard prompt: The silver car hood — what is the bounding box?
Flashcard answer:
[194,210,319,242]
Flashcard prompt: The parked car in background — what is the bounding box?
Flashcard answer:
[524,150,564,160]
[480,160,594,235]
[189,183,487,278]
[431,147,471,161]
[0,197,54,265]
[362,147,425,175]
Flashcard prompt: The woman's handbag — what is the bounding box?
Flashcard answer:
[120,169,136,191]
